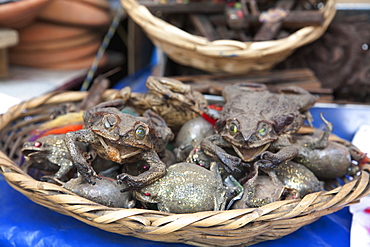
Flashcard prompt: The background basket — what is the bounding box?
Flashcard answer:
[1,91,370,247]
[121,0,337,74]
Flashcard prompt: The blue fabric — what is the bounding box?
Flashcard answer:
[111,63,151,93]
[0,174,352,247]
[310,105,370,141]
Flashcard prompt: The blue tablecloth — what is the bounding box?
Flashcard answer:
[0,175,352,247]
[2,101,370,246]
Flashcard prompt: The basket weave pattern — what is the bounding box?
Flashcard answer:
[1,91,370,246]
[121,0,337,74]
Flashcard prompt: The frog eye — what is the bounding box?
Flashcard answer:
[135,125,147,140]
[258,124,267,136]
[103,114,119,129]
[104,120,111,129]
[229,122,239,135]
[34,141,42,147]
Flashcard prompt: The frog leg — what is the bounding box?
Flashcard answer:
[175,143,193,162]
[147,76,191,97]
[146,76,202,114]
[200,135,242,173]
[65,129,99,184]
[277,86,318,125]
[258,145,299,170]
[91,98,126,110]
[263,169,282,188]
[54,158,75,180]
[210,162,227,211]
[232,162,259,209]
[306,113,332,149]
[117,150,166,190]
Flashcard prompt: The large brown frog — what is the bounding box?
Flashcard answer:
[121,76,208,132]
[201,83,318,173]
[65,99,174,189]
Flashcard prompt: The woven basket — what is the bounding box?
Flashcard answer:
[1,90,370,247]
[121,0,336,74]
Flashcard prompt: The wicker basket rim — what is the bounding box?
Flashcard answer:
[121,0,337,57]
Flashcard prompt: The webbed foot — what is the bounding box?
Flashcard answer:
[259,145,298,169]
[306,113,332,149]
[215,151,242,173]
[117,173,147,192]
[258,151,281,169]
[255,159,277,170]
[75,163,100,185]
